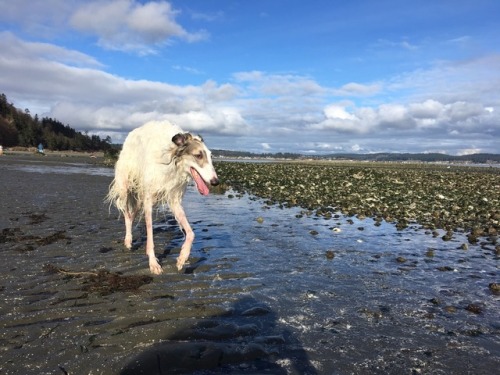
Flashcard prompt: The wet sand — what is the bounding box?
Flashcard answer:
[0,154,499,374]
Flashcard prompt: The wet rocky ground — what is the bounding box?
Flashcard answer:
[0,154,499,374]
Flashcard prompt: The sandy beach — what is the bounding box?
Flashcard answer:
[0,154,499,374]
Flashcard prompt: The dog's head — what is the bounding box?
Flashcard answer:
[171,132,219,195]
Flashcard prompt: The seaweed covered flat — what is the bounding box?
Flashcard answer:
[215,161,499,246]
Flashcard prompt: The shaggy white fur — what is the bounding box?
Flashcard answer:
[107,121,219,274]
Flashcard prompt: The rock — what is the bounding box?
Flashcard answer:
[465,303,482,314]
[488,283,500,293]
[442,232,453,241]
[467,234,478,244]
[429,298,440,305]
[444,306,457,313]
[436,266,454,271]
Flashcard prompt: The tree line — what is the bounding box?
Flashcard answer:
[0,93,112,151]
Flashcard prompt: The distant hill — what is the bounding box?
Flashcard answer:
[0,93,112,152]
[212,150,500,164]
[321,152,500,163]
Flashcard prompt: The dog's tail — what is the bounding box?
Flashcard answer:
[106,176,139,215]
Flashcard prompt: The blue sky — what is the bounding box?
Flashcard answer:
[1,0,499,155]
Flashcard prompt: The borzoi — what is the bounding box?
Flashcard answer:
[107,121,219,274]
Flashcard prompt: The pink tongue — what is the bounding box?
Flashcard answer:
[190,167,209,196]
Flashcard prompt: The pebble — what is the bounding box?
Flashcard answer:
[325,250,335,260]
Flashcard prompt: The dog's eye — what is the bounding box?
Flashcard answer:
[194,153,203,160]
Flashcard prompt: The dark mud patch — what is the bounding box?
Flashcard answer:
[44,264,153,296]
[27,212,49,224]
[0,227,69,251]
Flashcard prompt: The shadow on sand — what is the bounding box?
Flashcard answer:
[120,295,318,374]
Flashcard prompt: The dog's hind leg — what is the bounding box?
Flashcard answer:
[144,194,163,275]
[172,204,194,271]
[116,179,136,249]
[124,195,136,249]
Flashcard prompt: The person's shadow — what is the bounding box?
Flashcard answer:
[119,295,318,374]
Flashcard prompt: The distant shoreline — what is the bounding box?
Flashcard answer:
[0,147,107,165]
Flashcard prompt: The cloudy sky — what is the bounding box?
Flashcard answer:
[1,0,499,155]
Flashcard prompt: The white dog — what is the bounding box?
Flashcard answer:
[107,121,219,274]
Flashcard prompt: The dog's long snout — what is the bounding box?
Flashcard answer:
[210,177,219,186]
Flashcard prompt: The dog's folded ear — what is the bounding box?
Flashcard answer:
[172,133,192,147]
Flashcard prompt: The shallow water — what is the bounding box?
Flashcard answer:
[0,156,499,374]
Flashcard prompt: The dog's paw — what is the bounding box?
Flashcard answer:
[149,258,163,275]
[124,236,132,249]
[176,255,188,271]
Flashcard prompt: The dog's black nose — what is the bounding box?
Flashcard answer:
[210,177,220,186]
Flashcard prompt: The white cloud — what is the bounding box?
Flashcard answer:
[310,99,500,140]
[333,82,382,96]
[0,31,102,68]
[0,0,75,36]
[408,99,443,119]
[233,71,324,97]
[69,0,207,54]
[457,147,482,156]
[324,104,356,120]
[261,143,271,150]
[0,0,207,55]
[0,32,246,139]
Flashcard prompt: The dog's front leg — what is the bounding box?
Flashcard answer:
[173,204,194,271]
[144,196,163,275]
